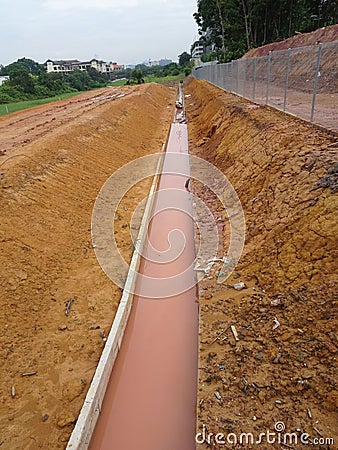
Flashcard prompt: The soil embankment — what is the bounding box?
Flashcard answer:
[0,83,176,449]
[186,77,337,448]
[244,24,338,58]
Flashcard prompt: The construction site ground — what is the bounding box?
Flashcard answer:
[0,76,337,450]
[0,84,176,449]
[186,77,337,449]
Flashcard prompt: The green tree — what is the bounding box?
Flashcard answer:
[194,0,338,60]
[4,57,43,75]
[66,70,94,91]
[131,69,145,84]
[9,68,35,94]
[178,52,191,66]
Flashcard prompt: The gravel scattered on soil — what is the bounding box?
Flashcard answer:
[186,77,337,449]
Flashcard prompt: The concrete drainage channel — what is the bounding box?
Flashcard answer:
[67,85,199,450]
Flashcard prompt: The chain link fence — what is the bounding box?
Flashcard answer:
[192,41,338,132]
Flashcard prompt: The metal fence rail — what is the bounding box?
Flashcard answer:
[192,41,338,132]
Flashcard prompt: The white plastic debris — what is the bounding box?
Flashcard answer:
[273,317,281,330]
[271,298,281,307]
[233,282,247,290]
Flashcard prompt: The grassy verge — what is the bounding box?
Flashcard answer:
[109,79,127,86]
[110,73,187,87]
[0,92,84,116]
[144,73,186,84]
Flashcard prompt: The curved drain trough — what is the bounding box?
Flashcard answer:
[67,88,199,450]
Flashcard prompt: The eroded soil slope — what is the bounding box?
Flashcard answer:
[186,78,337,448]
[244,24,338,58]
[0,84,176,449]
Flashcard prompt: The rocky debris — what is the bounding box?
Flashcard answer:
[62,379,87,403]
[311,162,338,193]
[57,411,76,428]
[232,282,247,291]
[187,77,337,448]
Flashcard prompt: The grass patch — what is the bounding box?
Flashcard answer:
[0,92,84,116]
[145,73,186,84]
[109,79,127,86]
[110,73,187,87]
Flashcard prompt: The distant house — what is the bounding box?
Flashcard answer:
[45,59,124,76]
[146,58,173,67]
[191,42,204,63]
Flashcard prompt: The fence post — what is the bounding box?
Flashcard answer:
[311,43,323,122]
[283,48,291,112]
[253,57,257,101]
[266,51,272,105]
[243,58,247,97]
[230,59,234,92]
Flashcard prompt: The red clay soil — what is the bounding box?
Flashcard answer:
[244,24,338,58]
[185,77,337,449]
[0,84,176,449]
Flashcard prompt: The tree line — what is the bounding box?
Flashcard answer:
[0,58,109,103]
[194,0,338,62]
[0,55,194,103]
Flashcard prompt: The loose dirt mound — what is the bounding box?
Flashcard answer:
[244,24,338,58]
[0,84,176,449]
[186,78,337,448]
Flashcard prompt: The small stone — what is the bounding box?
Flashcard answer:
[256,352,263,361]
[273,353,282,364]
[62,379,87,402]
[296,349,307,363]
[258,391,266,403]
[280,331,293,341]
[57,411,76,428]
[17,270,27,281]
[58,324,67,331]
[271,298,281,307]
[233,282,247,291]
[42,414,49,422]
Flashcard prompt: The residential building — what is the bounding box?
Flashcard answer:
[45,59,124,76]
[191,41,204,63]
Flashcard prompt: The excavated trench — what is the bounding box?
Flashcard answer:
[0,78,337,449]
[88,122,199,450]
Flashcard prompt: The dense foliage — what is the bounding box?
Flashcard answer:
[118,59,193,85]
[0,57,44,76]
[0,60,109,103]
[194,0,338,61]
[0,56,194,103]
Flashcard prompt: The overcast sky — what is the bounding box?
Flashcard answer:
[1,0,199,66]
